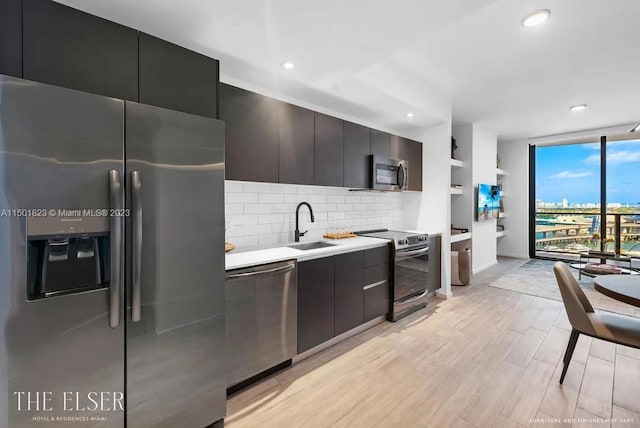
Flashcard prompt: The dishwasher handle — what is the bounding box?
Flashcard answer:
[226,263,295,280]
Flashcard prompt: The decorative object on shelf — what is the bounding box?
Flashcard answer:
[584,264,622,275]
[451,226,469,234]
[591,233,615,253]
[451,183,463,188]
[497,154,501,168]
[497,224,505,232]
[323,231,357,239]
[225,242,236,253]
[451,137,458,160]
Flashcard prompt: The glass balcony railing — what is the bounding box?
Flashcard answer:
[535,211,640,260]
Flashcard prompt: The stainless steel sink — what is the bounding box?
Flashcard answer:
[286,241,337,251]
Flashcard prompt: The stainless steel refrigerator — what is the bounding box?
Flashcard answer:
[0,74,226,427]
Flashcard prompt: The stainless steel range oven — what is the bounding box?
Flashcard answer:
[357,229,430,321]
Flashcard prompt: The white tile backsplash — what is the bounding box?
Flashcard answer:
[225,180,403,251]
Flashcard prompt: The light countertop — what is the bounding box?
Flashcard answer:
[226,236,390,271]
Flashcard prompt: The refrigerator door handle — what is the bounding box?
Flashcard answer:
[108,170,123,328]
[131,170,142,322]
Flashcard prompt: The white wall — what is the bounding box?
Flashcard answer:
[225,181,404,250]
[497,139,530,259]
[451,123,474,231]
[471,123,498,273]
[402,121,452,297]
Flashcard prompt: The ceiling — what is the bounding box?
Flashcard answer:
[58,0,640,141]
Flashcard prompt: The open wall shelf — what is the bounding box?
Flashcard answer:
[450,158,464,168]
[451,232,472,243]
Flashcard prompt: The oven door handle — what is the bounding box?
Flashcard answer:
[394,289,430,308]
[396,246,429,260]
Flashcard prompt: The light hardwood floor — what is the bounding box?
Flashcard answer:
[226,258,640,428]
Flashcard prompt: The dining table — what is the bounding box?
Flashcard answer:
[593,274,640,307]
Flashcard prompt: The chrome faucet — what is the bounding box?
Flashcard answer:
[294,202,315,242]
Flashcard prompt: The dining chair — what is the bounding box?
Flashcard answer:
[553,262,640,384]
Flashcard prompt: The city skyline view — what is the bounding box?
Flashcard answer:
[535,200,640,209]
[536,139,640,205]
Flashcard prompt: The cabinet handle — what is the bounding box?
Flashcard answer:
[226,263,296,279]
[364,280,388,290]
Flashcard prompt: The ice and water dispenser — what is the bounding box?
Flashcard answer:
[26,215,111,299]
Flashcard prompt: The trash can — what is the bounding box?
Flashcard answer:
[451,248,471,286]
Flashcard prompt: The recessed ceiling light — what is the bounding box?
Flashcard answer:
[521,9,551,27]
[406,112,414,118]
[569,104,587,112]
[281,61,295,70]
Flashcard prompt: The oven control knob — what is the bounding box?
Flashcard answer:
[398,239,409,246]
[419,235,428,241]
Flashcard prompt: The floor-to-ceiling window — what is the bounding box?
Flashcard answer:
[532,134,640,260]
[605,137,640,257]
[534,142,602,259]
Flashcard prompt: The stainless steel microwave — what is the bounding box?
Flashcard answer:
[370,156,408,191]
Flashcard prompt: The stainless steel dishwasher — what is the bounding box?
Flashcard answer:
[225,259,297,387]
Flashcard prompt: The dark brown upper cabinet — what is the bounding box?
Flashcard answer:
[22,0,138,101]
[390,135,423,191]
[343,121,371,189]
[219,84,423,191]
[0,0,22,78]
[314,113,344,187]
[370,129,391,158]
[220,83,279,183]
[139,33,219,118]
[279,103,315,185]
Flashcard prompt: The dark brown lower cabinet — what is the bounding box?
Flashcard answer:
[364,250,391,322]
[297,246,391,354]
[334,251,364,336]
[297,257,335,354]
[364,281,390,322]
[364,245,391,267]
